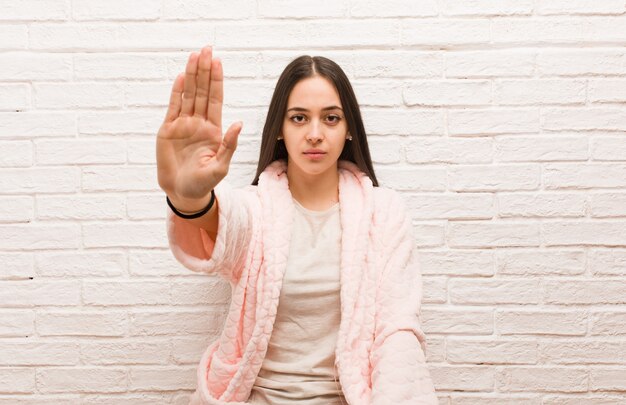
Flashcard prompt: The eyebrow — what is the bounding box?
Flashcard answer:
[286,106,343,112]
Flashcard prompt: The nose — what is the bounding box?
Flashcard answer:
[306,120,323,143]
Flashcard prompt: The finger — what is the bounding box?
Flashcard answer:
[207,57,223,128]
[194,46,212,119]
[164,73,184,123]
[216,121,242,167]
[180,52,199,117]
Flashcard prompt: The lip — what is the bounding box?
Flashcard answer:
[303,149,326,160]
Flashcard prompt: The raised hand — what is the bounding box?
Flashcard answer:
[156,46,242,211]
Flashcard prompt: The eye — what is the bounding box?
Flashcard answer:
[289,114,306,123]
[326,114,342,124]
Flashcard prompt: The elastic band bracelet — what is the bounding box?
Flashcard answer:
[166,190,215,219]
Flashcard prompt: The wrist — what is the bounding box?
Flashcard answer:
[167,190,215,219]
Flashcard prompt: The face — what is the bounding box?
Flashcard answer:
[281,75,350,179]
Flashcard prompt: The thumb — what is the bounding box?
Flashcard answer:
[216,121,242,167]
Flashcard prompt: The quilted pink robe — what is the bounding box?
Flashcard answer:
[167,159,438,405]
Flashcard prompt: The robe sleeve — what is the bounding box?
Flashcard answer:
[370,189,438,405]
[166,181,255,283]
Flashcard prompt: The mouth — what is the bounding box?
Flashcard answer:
[303,150,326,160]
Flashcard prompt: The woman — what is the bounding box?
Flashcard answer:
[157,46,438,405]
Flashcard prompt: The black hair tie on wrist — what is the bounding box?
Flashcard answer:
[166,189,215,219]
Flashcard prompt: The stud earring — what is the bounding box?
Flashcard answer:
[347,134,353,141]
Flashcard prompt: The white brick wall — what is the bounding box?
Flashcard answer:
[1,1,625,403]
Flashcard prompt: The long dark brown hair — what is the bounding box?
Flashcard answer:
[251,55,378,186]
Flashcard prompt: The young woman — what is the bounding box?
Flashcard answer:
[156,46,438,405]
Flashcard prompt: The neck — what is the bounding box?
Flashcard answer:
[287,161,340,211]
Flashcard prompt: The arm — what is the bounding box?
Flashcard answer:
[370,190,438,405]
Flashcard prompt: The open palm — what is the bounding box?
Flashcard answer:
[157,46,242,206]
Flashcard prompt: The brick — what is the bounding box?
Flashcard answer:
[170,336,214,364]
[351,0,436,17]
[311,20,399,47]
[223,80,276,107]
[126,193,164,219]
[0,281,79,307]
[544,107,626,131]
[83,280,170,305]
[429,365,494,392]
[35,251,126,277]
[0,83,30,111]
[361,108,443,135]
[259,0,348,18]
[404,192,493,220]
[78,110,163,135]
[353,51,442,78]
[1,224,80,250]
[162,0,254,20]
[495,135,588,162]
[447,338,537,364]
[497,249,585,276]
[0,53,72,81]
[0,167,79,194]
[418,250,495,276]
[404,79,491,106]
[0,341,78,366]
[405,137,492,164]
[74,53,170,80]
[497,367,587,392]
[170,279,231,305]
[0,0,68,21]
[0,368,35,393]
[82,221,166,248]
[448,108,539,135]
[130,310,225,336]
[412,222,446,247]
[448,164,541,191]
[589,368,626,391]
[0,112,76,138]
[588,248,626,275]
[441,0,532,16]
[0,311,34,337]
[215,23,306,49]
[497,310,587,335]
[72,0,160,21]
[36,367,127,393]
[81,339,170,365]
[36,194,125,220]
[541,340,626,364]
[0,140,33,167]
[0,253,35,280]
[591,136,626,161]
[492,18,586,43]
[375,166,446,191]
[0,25,27,49]
[589,79,626,103]
[591,192,626,217]
[366,137,401,164]
[352,81,403,107]
[543,279,626,304]
[449,278,541,304]
[446,50,534,78]
[124,82,170,107]
[497,192,586,218]
[536,0,626,15]
[590,311,626,335]
[494,79,586,105]
[128,250,190,277]
[129,367,196,390]
[82,166,158,192]
[401,19,490,45]
[422,309,493,334]
[543,221,626,246]
[37,312,127,337]
[34,83,124,109]
[0,196,34,223]
[544,163,626,189]
[35,139,126,165]
[537,50,625,76]
[80,394,170,405]
[449,222,540,248]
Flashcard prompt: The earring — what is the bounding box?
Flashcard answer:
[347,134,352,141]
[277,136,283,140]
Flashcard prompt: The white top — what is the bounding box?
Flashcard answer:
[247,198,347,405]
